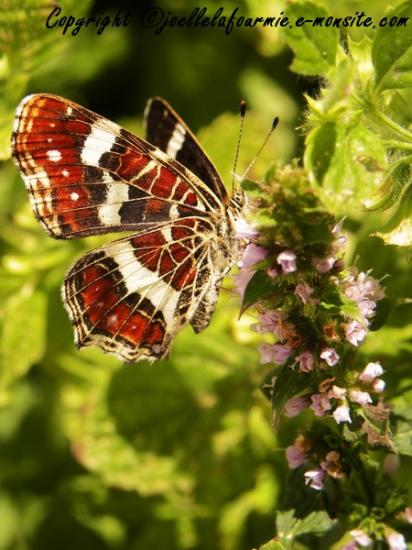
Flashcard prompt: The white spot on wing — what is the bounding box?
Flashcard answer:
[70,192,79,201]
[47,149,62,162]
[166,122,186,158]
[62,169,69,177]
[81,122,119,166]
[99,183,130,225]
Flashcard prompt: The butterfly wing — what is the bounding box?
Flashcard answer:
[145,97,228,202]
[63,216,227,362]
[11,94,224,239]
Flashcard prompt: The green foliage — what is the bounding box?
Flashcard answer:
[1,0,412,549]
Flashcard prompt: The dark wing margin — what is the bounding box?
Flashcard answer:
[144,96,228,202]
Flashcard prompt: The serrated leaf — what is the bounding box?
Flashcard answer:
[283,2,338,76]
[372,1,412,92]
[0,288,46,388]
[294,510,334,535]
[307,121,386,215]
[361,403,394,450]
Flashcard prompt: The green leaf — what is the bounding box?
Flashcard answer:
[241,270,275,313]
[294,511,334,535]
[283,2,338,76]
[306,121,386,215]
[271,365,310,421]
[241,178,262,197]
[372,1,412,92]
[258,540,285,550]
[375,181,412,246]
[1,288,46,388]
[394,418,412,456]
[305,121,337,185]
[276,509,334,545]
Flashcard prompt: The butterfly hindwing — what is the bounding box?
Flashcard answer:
[63,217,219,362]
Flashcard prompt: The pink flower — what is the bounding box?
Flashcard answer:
[329,385,347,400]
[312,256,335,273]
[358,300,376,318]
[344,320,368,346]
[310,393,332,416]
[350,389,372,405]
[284,396,309,417]
[267,267,278,278]
[304,468,325,490]
[285,445,308,469]
[295,282,315,304]
[295,350,314,373]
[333,404,351,424]
[387,532,406,550]
[350,529,372,547]
[359,362,384,382]
[404,507,412,524]
[234,218,258,240]
[258,343,291,365]
[241,243,268,268]
[255,310,286,334]
[277,250,297,273]
[342,543,358,550]
[320,347,340,366]
[372,378,385,393]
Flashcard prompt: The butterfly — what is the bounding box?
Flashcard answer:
[11,94,245,362]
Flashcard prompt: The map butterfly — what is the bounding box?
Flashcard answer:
[11,94,245,362]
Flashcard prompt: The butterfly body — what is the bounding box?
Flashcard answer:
[11,94,243,362]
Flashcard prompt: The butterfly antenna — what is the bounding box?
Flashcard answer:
[240,116,279,181]
[232,99,247,191]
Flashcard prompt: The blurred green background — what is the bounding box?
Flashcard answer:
[1,1,411,549]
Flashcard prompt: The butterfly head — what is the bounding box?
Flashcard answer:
[229,188,246,216]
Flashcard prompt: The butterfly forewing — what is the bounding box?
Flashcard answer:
[145,97,228,202]
[12,93,241,362]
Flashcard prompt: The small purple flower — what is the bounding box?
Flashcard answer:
[350,529,372,547]
[241,243,268,268]
[304,467,325,490]
[342,543,358,550]
[295,282,315,304]
[285,445,308,469]
[284,396,309,417]
[234,218,259,240]
[359,362,384,382]
[333,404,351,424]
[310,393,332,416]
[312,255,335,273]
[387,532,407,550]
[320,347,340,366]
[258,343,291,365]
[295,350,314,373]
[328,385,347,400]
[344,320,368,346]
[349,389,372,405]
[358,299,376,318]
[277,250,297,273]
[256,310,285,334]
